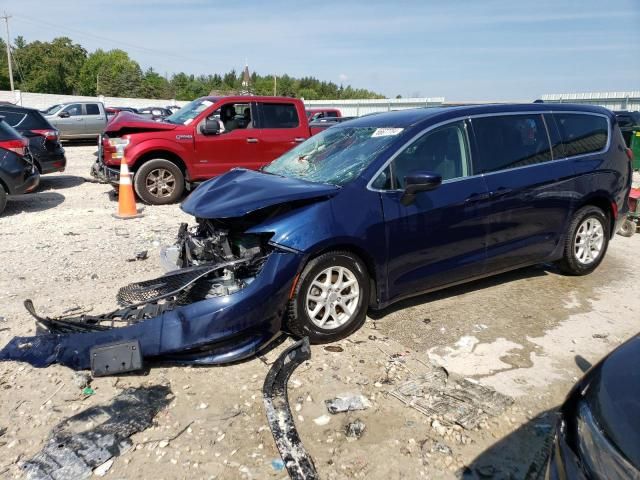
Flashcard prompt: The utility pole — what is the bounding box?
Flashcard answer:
[273,74,277,96]
[1,12,14,92]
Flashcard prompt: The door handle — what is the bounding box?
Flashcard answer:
[293,137,306,143]
[246,138,259,143]
[465,192,492,203]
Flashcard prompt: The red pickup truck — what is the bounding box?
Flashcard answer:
[92,96,314,204]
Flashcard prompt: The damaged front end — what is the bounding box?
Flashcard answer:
[0,217,304,374]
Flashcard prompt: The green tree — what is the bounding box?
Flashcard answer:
[140,68,171,99]
[14,37,86,94]
[94,50,143,97]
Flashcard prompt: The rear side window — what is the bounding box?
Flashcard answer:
[471,114,552,174]
[261,103,299,129]
[0,120,22,141]
[0,109,50,130]
[554,113,608,157]
[86,104,100,115]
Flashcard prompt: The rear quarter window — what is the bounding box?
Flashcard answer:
[261,103,300,129]
[0,109,51,130]
[554,113,608,157]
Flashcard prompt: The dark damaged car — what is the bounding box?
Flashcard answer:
[546,334,640,479]
[0,103,632,373]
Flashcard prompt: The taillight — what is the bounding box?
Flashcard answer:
[0,138,28,156]
[626,147,634,162]
[31,129,59,141]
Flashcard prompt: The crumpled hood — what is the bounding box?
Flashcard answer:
[105,112,177,135]
[181,168,340,218]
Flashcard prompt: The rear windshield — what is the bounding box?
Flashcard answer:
[554,113,608,157]
[0,109,51,130]
[0,120,22,141]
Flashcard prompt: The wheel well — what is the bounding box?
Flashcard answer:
[0,177,8,194]
[581,196,616,236]
[133,150,187,177]
[311,244,379,307]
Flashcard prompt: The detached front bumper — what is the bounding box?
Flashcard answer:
[0,250,304,371]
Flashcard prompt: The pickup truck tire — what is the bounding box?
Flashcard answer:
[0,183,6,216]
[134,159,185,205]
[286,251,369,343]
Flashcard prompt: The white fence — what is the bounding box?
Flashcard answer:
[1,89,638,115]
[540,91,640,111]
[303,97,445,116]
[0,90,188,110]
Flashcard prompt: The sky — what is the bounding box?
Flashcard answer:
[2,0,639,100]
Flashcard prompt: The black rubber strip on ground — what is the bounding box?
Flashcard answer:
[263,337,319,480]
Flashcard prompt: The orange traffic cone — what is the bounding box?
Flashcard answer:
[113,155,144,219]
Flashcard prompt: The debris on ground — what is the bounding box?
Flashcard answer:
[126,250,148,262]
[81,386,95,396]
[390,363,513,430]
[72,371,91,390]
[323,345,344,353]
[22,385,171,480]
[325,393,372,414]
[345,419,366,439]
[263,338,318,480]
[313,414,331,426]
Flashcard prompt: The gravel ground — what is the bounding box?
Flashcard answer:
[0,145,639,479]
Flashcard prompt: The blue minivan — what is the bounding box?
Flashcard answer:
[0,103,632,371]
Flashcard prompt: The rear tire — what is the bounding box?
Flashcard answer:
[556,206,609,276]
[287,251,370,343]
[0,183,6,216]
[617,218,636,238]
[134,159,184,205]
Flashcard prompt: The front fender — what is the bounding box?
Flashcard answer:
[124,138,191,170]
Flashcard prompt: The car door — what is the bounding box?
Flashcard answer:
[192,101,262,178]
[55,103,84,137]
[83,103,106,136]
[256,101,308,164]
[376,120,491,301]
[470,113,576,273]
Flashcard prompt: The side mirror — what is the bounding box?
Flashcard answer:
[200,118,220,135]
[400,171,442,206]
[58,111,70,118]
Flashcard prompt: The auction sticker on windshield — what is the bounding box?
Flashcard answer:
[371,128,403,137]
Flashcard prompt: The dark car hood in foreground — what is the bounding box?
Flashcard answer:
[585,334,640,468]
[181,168,340,218]
[104,112,177,135]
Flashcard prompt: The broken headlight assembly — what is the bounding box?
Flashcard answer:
[27,220,275,334]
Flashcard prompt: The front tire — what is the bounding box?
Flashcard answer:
[557,206,609,276]
[134,159,184,205]
[287,251,370,343]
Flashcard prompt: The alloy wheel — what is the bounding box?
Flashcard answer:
[146,168,176,198]
[305,266,360,330]
[574,217,605,265]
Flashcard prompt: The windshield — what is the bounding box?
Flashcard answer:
[43,104,63,115]
[264,126,402,186]
[165,98,214,125]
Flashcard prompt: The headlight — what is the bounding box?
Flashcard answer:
[576,401,638,479]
